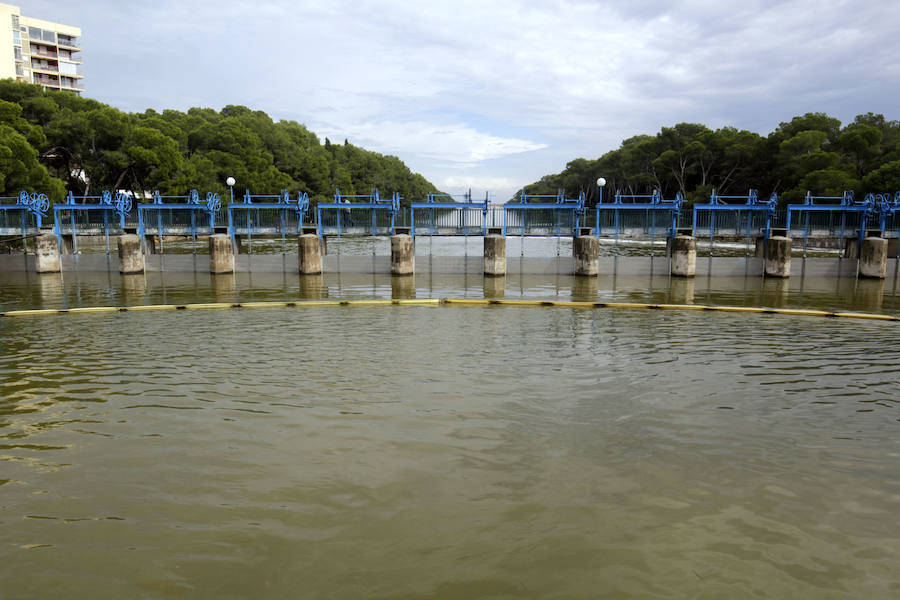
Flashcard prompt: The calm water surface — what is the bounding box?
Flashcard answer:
[1,275,900,598]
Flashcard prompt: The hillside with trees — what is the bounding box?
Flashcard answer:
[519,113,900,207]
[0,80,438,205]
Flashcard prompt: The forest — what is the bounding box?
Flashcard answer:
[0,80,438,206]
[519,113,900,207]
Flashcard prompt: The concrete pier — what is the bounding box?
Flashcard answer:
[391,234,414,276]
[298,234,323,274]
[483,235,506,276]
[670,235,696,277]
[765,236,791,278]
[209,234,235,274]
[573,236,599,276]
[859,237,887,279]
[117,234,144,274]
[34,233,60,273]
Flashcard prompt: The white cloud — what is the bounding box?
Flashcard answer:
[27,0,900,196]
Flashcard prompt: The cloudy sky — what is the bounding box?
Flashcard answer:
[29,0,900,198]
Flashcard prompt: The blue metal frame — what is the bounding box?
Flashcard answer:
[227,189,309,250]
[409,189,490,236]
[138,189,221,251]
[595,189,683,240]
[316,189,400,237]
[53,190,132,254]
[502,190,586,236]
[0,191,48,237]
[786,190,874,252]
[692,188,777,241]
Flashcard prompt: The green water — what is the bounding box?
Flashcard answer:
[1,275,899,598]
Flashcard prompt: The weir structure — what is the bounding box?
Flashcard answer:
[138,189,220,254]
[3,184,900,282]
[786,191,875,257]
[317,189,400,237]
[410,190,490,237]
[228,189,309,253]
[595,189,683,245]
[692,189,777,251]
[52,190,131,254]
[0,191,48,239]
[503,190,588,237]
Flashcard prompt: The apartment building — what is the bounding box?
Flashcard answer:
[0,3,82,94]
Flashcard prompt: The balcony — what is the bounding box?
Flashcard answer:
[57,37,81,51]
[31,63,59,74]
[30,45,58,59]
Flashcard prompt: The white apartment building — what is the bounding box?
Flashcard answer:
[0,3,82,94]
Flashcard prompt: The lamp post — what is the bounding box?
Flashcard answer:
[226,176,235,204]
[596,177,606,205]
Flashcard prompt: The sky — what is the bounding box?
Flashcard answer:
[28,0,900,199]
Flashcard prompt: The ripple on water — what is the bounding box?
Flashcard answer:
[0,307,899,597]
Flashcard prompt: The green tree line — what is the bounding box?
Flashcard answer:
[0,80,438,206]
[520,113,900,207]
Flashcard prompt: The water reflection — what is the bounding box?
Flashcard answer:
[391,275,416,299]
[669,276,695,304]
[0,269,898,316]
[483,275,505,298]
[299,274,327,299]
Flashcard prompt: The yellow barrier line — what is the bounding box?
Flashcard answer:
[1,298,898,321]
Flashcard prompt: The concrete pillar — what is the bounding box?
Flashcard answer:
[483,235,506,276]
[573,236,599,276]
[859,237,887,279]
[391,234,414,276]
[298,234,323,274]
[117,234,144,274]
[209,234,235,274]
[670,235,696,277]
[34,233,61,273]
[765,236,791,278]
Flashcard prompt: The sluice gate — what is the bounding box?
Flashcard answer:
[317,189,400,237]
[410,191,490,237]
[503,190,587,237]
[53,190,132,254]
[139,190,221,254]
[228,190,309,252]
[0,191,47,238]
[595,190,682,243]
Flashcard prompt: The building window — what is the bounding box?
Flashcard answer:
[12,30,20,44]
[13,46,21,60]
[42,30,56,43]
[15,63,23,76]
[11,14,19,28]
[28,26,40,39]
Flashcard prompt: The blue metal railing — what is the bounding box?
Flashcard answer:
[228,189,309,251]
[503,190,586,236]
[0,191,47,237]
[317,189,400,236]
[138,189,221,252]
[692,189,777,243]
[786,191,874,256]
[53,190,132,254]
[410,190,490,236]
[596,190,682,241]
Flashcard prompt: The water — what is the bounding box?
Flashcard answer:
[2,277,900,598]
